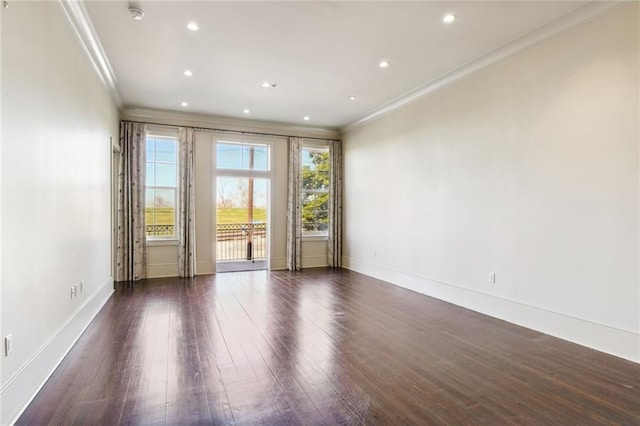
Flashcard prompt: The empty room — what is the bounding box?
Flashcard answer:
[1,0,640,424]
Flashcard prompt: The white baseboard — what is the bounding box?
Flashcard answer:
[342,256,639,363]
[1,277,114,425]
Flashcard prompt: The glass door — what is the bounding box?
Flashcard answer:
[215,141,270,272]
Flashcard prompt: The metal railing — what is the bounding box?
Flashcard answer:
[146,224,175,236]
[145,223,266,261]
[217,223,266,261]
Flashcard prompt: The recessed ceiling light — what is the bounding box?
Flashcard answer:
[349,96,356,101]
[243,109,250,114]
[261,82,277,88]
[303,116,310,121]
[443,14,456,23]
[183,69,193,77]
[129,6,144,21]
[186,22,199,31]
[379,60,390,68]
[181,101,188,107]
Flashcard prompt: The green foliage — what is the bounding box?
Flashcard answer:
[302,151,329,231]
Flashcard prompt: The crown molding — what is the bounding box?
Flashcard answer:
[59,0,123,108]
[342,0,625,134]
[121,107,342,140]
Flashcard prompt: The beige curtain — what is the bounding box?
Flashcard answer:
[286,137,303,271]
[116,121,147,281]
[178,127,196,277]
[328,140,343,267]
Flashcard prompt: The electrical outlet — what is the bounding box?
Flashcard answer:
[489,273,496,284]
[5,334,12,356]
[70,286,77,299]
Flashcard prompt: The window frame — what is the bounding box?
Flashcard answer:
[301,141,331,240]
[145,127,179,242]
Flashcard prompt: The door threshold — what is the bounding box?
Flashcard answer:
[217,259,267,273]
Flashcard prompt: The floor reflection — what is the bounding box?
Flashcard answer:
[17,269,640,425]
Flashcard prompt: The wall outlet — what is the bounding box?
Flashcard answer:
[4,334,12,356]
[70,285,77,299]
[489,273,496,284]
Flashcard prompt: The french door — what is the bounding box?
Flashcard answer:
[215,141,270,272]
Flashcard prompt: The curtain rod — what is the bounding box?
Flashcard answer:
[123,119,341,142]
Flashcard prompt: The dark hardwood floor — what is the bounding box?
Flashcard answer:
[17,268,640,425]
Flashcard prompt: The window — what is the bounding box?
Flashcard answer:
[217,142,269,171]
[145,135,178,239]
[301,145,330,237]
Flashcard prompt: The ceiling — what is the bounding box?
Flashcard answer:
[85,1,588,130]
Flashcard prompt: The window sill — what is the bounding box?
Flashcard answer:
[146,239,179,247]
[302,235,328,242]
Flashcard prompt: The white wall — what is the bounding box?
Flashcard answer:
[1,2,119,423]
[342,4,640,362]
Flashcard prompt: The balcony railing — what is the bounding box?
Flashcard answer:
[146,223,266,262]
[217,223,266,261]
[146,224,175,236]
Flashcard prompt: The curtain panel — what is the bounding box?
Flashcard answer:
[116,121,147,281]
[328,140,343,267]
[286,137,303,271]
[178,127,197,277]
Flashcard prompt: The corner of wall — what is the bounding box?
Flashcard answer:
[0,278,114,425]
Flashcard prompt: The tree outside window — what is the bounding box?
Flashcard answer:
[301,147,330,236]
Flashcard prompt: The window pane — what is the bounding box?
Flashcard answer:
[217,142,269,171]
[153,188,175,210]
[146,189,176,237]
[217,143,243,169]
[155,164,176,187]
[146,163,155,186]
[145,188,156,234]
[253,146,268,170]
[302,171,329,191]
[302,150,316,170]
[146,138,155,162]
[155,138,177,163]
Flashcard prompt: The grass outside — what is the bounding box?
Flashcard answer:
[146,208,267,225]
[217,208,267,224]
[146,208,174,226]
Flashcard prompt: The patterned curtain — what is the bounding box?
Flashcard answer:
[328,140,343,267]
[178,127,196,277]
[116,121,147,281]
[286,137,303,271]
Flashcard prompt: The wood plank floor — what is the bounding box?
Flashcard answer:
[17,268,640,425]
